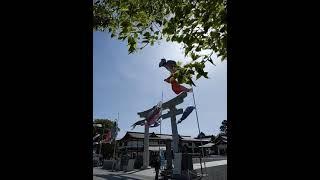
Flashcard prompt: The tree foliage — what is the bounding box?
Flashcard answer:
[93,118,120,136]
[93,0,227,85]
[93,118,120,159]
[219,119,228,135]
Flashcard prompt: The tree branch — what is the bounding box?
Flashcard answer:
[139,42,149,50]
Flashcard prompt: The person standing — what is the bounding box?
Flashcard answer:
[154,156,160,180]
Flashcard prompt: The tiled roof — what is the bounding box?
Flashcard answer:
[181,137,211,142]
[119,131,202,141]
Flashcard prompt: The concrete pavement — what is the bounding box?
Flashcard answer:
[94,159,227,180]
[93,167,155,180]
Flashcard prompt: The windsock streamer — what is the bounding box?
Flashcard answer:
[102,130,112,144]
[146,101,162,126]
[171,80,192,94]
[159,58,177,73]
[150,121,160,128]
[177,106,195,124]
[131,119,146,130]
[164,75,192,95]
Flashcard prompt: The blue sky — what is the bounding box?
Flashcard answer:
[93,31,227,139]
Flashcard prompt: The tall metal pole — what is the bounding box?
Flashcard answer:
[191,87,207,175]
[112,113,119,171]
[99,124,105,166]
[159,91,163,170]
[159,91,163,152]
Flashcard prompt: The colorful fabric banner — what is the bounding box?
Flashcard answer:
[146,102,162,126]
[159,58,177,73]
[150,121,160,128]
[171,80,192,94]
[102,130,112,143]
[131,119,146,130]
[177,106,195,124]
[164,75,192,94]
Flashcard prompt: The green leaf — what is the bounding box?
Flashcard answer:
[156,20,162,26]
[143,32,150,37]
[191,53,200,60]
[171,35,177,41]
[176,36,183,43]
[203,72,208,78]
[120,6,129,11]
[196,73,202,80]
[150,39,155,46]
[128,36,134,44]
[128,46,135,54]
[187,69,195,75]
[93,0,227,78]
[188,77,196,86]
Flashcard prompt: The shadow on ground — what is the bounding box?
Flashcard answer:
[94,174,146,180]
[119,168,149,175]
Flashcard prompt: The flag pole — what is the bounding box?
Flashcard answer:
[191,86,207,176]
[112,113,119,171]
[159,91,163,163]
[99,124,105,164]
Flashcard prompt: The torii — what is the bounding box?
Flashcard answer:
[137,92,187,175]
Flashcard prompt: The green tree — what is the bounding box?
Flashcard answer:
[93,119,119,136]
[219,119,227,135]
[93,0,227,85]
[93,119,120,159]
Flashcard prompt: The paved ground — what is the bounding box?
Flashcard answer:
[93,167,156,180]
[93,160,227,180]
[193,160,227,170]
[194,160,227,180]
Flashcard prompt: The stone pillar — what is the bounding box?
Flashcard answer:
[142,124,149,168]
[166,140,172,169]
[170,107,180,176]
[170,110,179,154]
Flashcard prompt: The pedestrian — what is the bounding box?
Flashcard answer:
[154,156,160,180]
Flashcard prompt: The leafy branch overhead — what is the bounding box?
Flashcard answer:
[93,0,227,85]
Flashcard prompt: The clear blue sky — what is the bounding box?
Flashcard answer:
[93,31,227,140]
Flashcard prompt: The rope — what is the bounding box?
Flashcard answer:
[191,86,208,176]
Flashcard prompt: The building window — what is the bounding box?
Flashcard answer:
[188,142,192,146]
